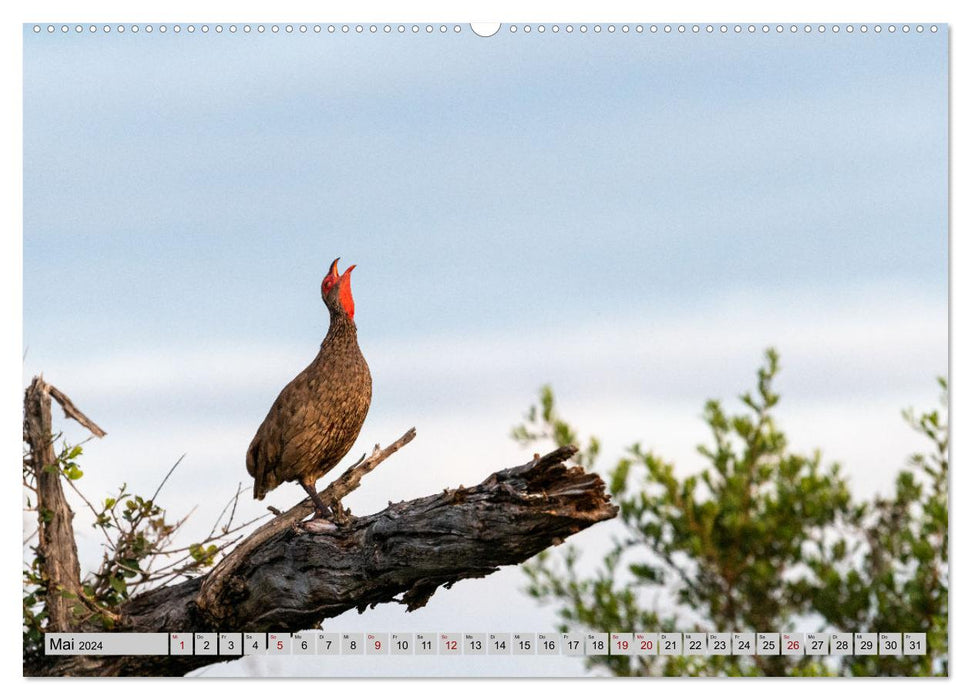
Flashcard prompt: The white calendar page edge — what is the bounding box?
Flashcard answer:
[4,0,964,696]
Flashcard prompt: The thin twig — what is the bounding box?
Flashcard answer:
[150,454,186,503]
[157,516,267,558]
[206,482,246,541]
[61,475,115,546]
[225,482,243,533]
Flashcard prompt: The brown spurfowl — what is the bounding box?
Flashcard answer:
[246,258,372,520]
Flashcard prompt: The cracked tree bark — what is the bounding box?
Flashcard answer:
[24,377,105,633]
[24,378,618,677]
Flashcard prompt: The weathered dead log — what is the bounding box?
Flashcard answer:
[28,444,617,677]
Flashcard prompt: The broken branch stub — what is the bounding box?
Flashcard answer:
[23,377,106,633]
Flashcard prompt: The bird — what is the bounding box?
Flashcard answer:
[246,258,372,520]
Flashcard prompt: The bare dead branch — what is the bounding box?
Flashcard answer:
[48,384,107,438]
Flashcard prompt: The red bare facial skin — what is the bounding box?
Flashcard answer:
[321,258,340,296]
[321,258,356,320]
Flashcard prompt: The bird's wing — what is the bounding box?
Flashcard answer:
[246,394,293,498]
[279,398,332,470]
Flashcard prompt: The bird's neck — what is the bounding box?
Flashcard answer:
[322,311,357,347]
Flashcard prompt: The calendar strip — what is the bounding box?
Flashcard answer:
[44,632,927,657]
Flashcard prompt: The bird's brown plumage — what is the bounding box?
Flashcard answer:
[246,259,372,506]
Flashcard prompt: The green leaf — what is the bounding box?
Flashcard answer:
[63,464,84,480]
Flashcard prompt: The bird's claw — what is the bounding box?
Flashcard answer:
[314,505,334,520]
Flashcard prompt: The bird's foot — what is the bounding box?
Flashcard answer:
[312,504,334,520]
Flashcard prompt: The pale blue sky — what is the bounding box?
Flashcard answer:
[25,27,946,352]
[22,25,948,677]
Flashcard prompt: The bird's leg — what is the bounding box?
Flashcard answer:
[323,454,364,525]
[299,479,332,520]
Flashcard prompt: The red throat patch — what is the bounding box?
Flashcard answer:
[338,265,356,319]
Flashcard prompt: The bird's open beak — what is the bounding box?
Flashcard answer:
[328,258,354,282]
